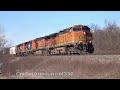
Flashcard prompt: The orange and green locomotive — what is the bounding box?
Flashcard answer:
[12,25,94,56]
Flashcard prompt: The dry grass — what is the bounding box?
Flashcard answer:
[0,55,120,79]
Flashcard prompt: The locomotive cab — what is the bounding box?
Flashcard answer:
[71,25,94,53]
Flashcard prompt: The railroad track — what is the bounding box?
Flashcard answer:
[15,52,120,57]
[31,52,95,56]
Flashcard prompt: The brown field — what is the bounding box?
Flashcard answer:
[0,54,120,79]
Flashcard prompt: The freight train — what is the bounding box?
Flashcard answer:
[10,25,94,56]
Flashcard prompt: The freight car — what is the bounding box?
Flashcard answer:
[10,46,16,56]
[10,25,94,56]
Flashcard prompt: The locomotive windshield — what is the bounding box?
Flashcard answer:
[82,26,90,31]
[73,27,81,31]
[73,26,90,32]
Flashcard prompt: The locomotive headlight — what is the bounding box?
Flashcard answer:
[83,32,86,35]
[89,40,92,43]
[72,40,75,43]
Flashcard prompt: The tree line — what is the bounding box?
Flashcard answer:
[0,25,10,56]
[90,20,120,54]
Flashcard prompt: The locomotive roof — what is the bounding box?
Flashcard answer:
[44,33,58,39]
[35,37,45,41]
[35,33,58,40]
[59,27,71,34]
[17,40,32,46]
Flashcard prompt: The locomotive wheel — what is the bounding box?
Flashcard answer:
[88,48,94,53]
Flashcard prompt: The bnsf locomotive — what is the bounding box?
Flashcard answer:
[10,25,94,56]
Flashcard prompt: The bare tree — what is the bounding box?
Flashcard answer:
[89,23,101,33]
[89,20,120,54]
[103,20,120,52]
[89,23,102,53]
[0,25,8,55]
